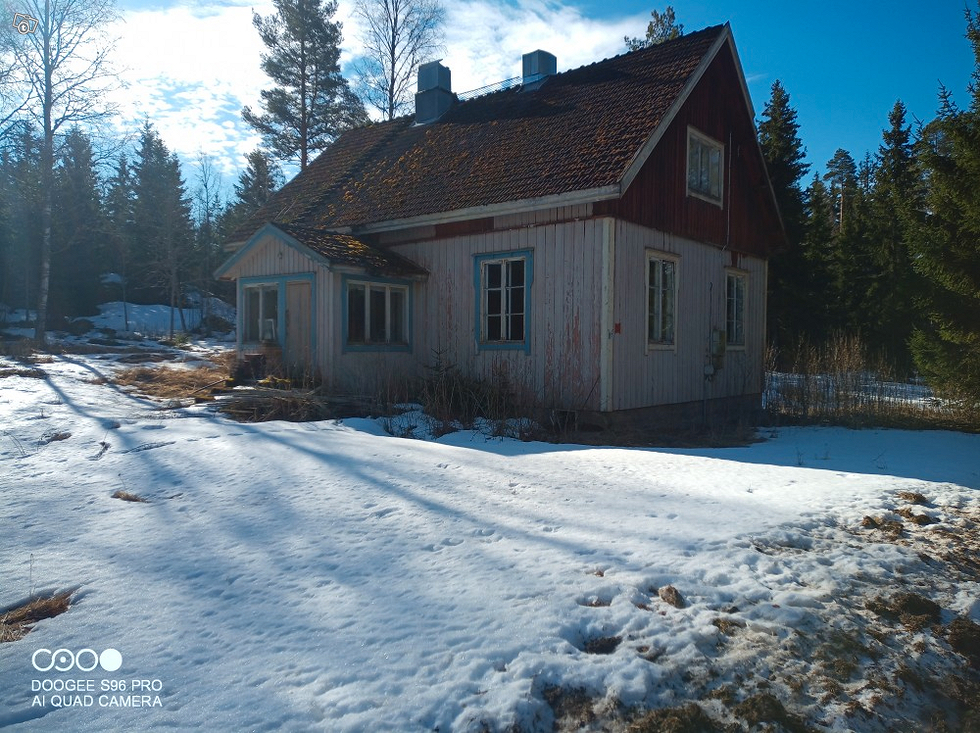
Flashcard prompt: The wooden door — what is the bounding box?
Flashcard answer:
[284,281,312,373]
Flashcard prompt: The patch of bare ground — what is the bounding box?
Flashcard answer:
[537,494,980,733]
[111,490,149,503]
[0,591,73,643]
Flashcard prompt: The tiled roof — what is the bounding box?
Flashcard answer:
[275,224,428,276]
[230,25,725,241]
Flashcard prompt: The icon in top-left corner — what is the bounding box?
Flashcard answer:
[13,12,39,34]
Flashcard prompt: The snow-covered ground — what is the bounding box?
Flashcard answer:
[1,339,978,731]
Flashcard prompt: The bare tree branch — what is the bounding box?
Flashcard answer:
[352,0,445,120]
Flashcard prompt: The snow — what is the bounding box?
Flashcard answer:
[0,343,978,731]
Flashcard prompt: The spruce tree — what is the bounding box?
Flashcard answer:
[757,80,809,347]
[104,154,134,329]
[242,0,367,170]
[220,149,284,241]
[866,101,922,369]
[909,8,980,403]
[50,127,105,319]
[131,124,194,336]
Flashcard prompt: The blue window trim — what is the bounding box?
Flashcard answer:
[239,274,316,356]
[473,249,533,353]
[341,273,413,353]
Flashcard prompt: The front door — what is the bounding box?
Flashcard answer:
[284,281,312,373]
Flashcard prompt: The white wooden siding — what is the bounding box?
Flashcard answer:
[394,216,604,410]
[611,220,766,411]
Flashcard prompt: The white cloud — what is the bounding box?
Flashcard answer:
[105,0,648,186]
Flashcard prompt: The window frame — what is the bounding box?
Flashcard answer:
[725,269,747,349]
[646,251,679,351]
[474,250,533,352]
[242,282,280,345]
[686,126,724,207]
[342,275,412,352]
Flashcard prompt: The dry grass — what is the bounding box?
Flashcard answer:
[113,357,232,400]
[0,590,72,643]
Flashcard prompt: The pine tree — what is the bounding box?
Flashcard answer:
[625,6,684,51]
[242,0,368,170]
[909,8,980,403]
[757,80,809,347]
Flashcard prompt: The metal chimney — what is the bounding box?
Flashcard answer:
[522,50,557,86]
[415,60,454,124]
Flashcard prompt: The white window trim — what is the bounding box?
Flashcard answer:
[346,280,410,347]
[686,126,724,207]
[725,268,748,350]
[242,283,279,344]
[646,250,679,352]
[477,253,529,348]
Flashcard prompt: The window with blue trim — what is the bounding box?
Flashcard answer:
[346,281,408,346]
[479,255,527,345]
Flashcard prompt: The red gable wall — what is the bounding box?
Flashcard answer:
[599,43,785,258]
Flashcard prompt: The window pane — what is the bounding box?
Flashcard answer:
[486,314,502,341]
[487,290,502,316]
[261,286,278,342]
[648,259,675,344]
[486,263,501,289]
[348,284,365,344]
[370,287,386,343]
[245,288,260,342]
[508,285,524,316]
[508,259,524,287]
[509,314,524,341]
[389,289,406,344]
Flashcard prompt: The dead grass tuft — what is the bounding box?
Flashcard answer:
[0,590,72,643]
[113,360,231,400]
[0,366,47,379]
[897,491,930,505]
[628,703,721,733]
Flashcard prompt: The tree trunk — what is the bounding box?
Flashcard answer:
[34,0,54,344]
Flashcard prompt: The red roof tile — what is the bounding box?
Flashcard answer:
[230,25,725,242]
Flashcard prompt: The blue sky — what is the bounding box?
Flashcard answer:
[100,0,974,192]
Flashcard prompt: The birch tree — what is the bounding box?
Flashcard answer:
[352,0,444,120]
[0,0,119,342]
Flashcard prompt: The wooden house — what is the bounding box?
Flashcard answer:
[216,24,785,426]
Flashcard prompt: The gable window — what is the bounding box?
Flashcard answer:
[243,283,279,343]
[726,271,746,347]
[687,127,724,205]
[476,251,531,349]
[346,280,409,347]
[647,254,677,347]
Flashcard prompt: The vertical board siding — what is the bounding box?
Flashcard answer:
[604,50,783,257]
[612,220,765,411]
[221,232,333,384]
[392,216,604,410]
